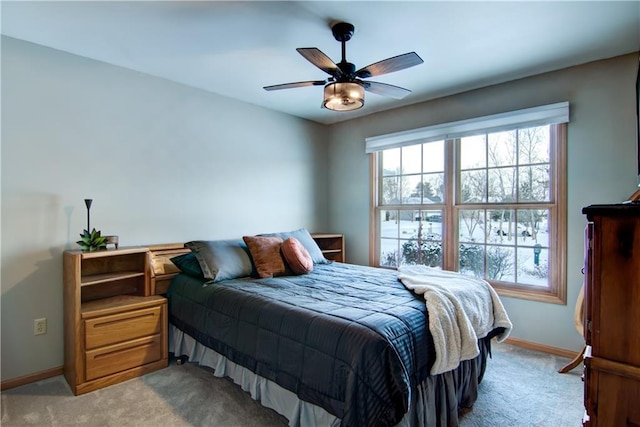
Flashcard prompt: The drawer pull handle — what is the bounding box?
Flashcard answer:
[94,312,155,328]
[91,341,158,360]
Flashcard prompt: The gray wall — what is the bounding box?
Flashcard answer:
[326,53,639,353]
[1,37,329,381]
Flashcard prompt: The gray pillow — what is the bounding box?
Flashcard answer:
[260,228,328,264]
[185,239,254,282]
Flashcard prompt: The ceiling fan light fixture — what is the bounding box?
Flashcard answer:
[323,81,364,111]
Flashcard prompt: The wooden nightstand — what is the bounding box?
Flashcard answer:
[63,247,168,395]
[311,233,345,262]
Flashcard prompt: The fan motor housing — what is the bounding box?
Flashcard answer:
[337,61,356,78]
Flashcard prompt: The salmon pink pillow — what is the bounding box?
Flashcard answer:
[281,237,313,275]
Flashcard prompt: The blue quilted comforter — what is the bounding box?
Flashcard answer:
[167,262,435,427]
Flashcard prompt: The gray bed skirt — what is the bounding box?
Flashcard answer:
[169,324,492,427]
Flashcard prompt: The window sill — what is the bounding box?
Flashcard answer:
[492,282,566,305]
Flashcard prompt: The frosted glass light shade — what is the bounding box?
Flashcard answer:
[323,82,365,111]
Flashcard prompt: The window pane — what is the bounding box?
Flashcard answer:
[488,167,516,202]
[459,209,485,243]
[396,210,443,268]
[488,130,516,167]
[460,135,486,170]
[517,246,548,287]
[382,177,401,204]
[400,237,442,268]
[518,126,550,164]
[399,210,420,237]
[518,165,550,202]
[487,209,516,243]
[516,209,549,246]
[380,210,399,238]
[401,175,422,204]
[460,170,487,203]
[419,210,443,240]
[421,173,444,203]
[382,148,400,176]
[459,244,484,277]
[402,145,422,175]
[380,239,399,267]
[423,140,444,173]
[486,246,515,281]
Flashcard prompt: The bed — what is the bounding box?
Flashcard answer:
[150,230,510,427]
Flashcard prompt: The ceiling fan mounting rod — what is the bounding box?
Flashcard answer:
[331,22,354,63]
[331,22,356,78]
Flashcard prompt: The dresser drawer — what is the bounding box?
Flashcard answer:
[85,335,162,381]
[85,306,162,350]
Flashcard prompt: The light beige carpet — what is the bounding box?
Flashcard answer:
[1,342,583,426]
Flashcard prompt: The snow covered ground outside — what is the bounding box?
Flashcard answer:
[379,213,548,286]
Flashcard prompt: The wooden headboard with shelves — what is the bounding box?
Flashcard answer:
[147,243,190,295]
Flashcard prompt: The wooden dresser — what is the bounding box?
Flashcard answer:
[582,204,640,426]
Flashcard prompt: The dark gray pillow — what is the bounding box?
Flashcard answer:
[260,228,328,264]
[185,239,254,282]
[170,252,204,279]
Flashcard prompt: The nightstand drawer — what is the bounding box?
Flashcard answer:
[85,335,162,381]
[85,306,162,350]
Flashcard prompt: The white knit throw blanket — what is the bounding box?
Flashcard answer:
[398,266,513,375]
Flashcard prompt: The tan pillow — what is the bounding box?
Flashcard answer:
[281,237,313,275]
[151,254,181,276]
[242,235,287,278]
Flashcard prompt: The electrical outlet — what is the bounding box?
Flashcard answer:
[34,318,47,335]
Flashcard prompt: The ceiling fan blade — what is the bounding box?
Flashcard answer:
[296,48,343,78]
[263,80,326,91]
[355,52,424,78]
[361,81,412,99]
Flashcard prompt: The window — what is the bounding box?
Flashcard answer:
[369,103,568,304]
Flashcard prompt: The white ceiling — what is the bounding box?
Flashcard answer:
[2,1,639,125]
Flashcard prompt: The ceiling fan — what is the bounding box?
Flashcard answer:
[263,22,424,112]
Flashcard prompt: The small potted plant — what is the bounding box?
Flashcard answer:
[76,228,107,252]
[76,199,107,251]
